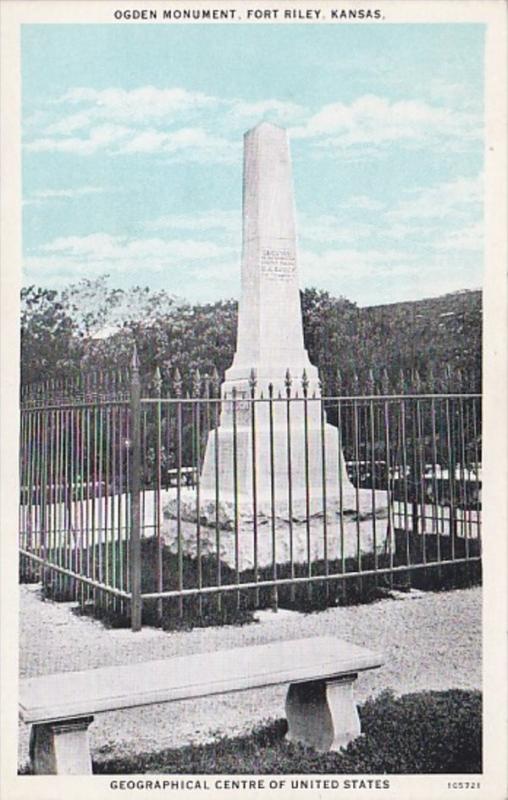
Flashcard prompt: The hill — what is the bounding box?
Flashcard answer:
[302,288,481,394]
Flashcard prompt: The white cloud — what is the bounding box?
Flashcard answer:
[386,174,483,224]
[338,195,384,211]
[52,86,303,129]
[56,86,217,123]
[296,173,483,295]
[298,245,481,306]
[24,232,239,296]
[23,247,241,303]
[297,172,482,251]
[26,124,132,155]
[291,94,481,151]
[379,223,413,242]
[230,98,305,124]
[26,121,239,163]
[25,85,482,164]
[298,213,374,245]
[434,222,483,253]
[38,232,233,263]
[24,158,483,304]
[28,124,239,166]
[117,126,238,162]
[300,246,418,285]
[24,186,107,205]
[115,129,170,154]
[44,112,92,136]
[426,79,477,108]
[145,209,240,234]
[26,86,227,160]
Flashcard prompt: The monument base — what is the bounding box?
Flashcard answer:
[162,490,391,571]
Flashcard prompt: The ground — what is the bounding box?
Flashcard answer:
[18,584,481,770]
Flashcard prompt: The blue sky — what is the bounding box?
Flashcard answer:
[22,23,484,306]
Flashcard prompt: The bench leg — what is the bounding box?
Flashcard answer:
[29,716,94,774]
[285,674,361,752]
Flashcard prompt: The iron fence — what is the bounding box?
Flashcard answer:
[19,353,482,631]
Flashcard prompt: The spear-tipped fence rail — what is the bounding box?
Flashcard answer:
[19,357,482,630]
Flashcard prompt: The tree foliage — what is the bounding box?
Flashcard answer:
[20,286,84,385]
[20,277,482,392]
[303,288,482,393]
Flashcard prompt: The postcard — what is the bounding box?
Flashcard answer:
[1,1,506,799]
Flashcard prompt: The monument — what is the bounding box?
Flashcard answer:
[164,122,388,568]
[200,122,372,515]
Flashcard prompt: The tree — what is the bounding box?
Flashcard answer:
[20,286,83,385]
[300,288,360,391]
[20,277,482,395]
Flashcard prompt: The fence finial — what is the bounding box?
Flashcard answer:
[249,368,257,397]
[203,373,210,399]
[381,368,390,395]
[427,365,435,393]
[352,371,359,396]
[192,367,202,397]
[285,368,292,397]
[413,368,422,393]
[398,369,406,394]
[104,369,111,396]
[131,344,140,372]
[211,366,220,397]
[336,369,342,396]
[366,368,375,394]
[152,365,162,395]
[302,369,309,397]
[173,367,182,398]
[444,363,452,393]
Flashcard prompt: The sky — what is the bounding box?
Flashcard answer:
[22,23,484,307]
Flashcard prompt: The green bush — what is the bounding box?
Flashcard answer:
[93,689,481,775]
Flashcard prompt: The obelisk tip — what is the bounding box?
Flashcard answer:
[246,120,286,138]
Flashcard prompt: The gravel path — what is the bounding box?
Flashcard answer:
[18,584,481,769]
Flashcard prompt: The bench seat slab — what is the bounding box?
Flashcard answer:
[29,716,94,775]
[21,637,383,772]
[20,637,382,724]
[286,674,361,752]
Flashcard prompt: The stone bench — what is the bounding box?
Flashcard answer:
[19,636,383,774]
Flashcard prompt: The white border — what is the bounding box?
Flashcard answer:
[1,2,506,798]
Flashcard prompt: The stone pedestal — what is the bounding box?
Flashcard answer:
[162,495,391,572]
[199,392,362,518]
[286,674,361,752]
[29,716,94,774]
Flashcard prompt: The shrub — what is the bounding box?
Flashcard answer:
[27,530,481,631]
[93,689,481,775]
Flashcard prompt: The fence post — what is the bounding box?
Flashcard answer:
[129,346,142,632]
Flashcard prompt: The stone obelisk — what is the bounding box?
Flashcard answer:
[225,121,318,392]
[199,122,358,516]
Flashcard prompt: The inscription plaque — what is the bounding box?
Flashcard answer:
[260,248,296,280]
